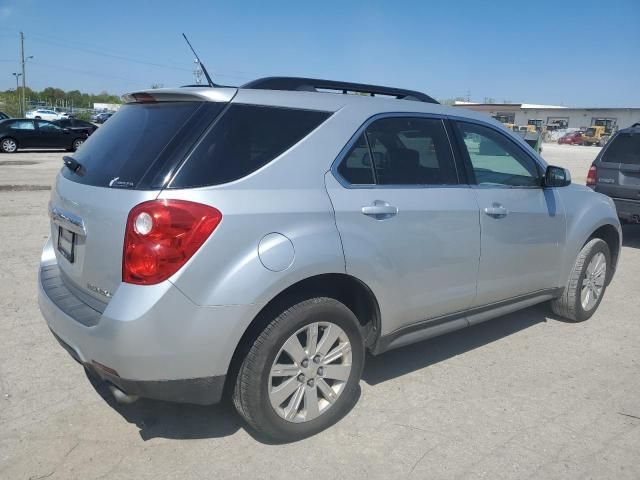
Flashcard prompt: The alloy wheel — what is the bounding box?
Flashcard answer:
[269,322,352,423]
[1,138,17,153]
[581,252,606,311]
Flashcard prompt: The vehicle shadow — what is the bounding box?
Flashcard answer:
[13,149,67,153]
[622,224,640,248]
[363,303,550,385]
[86,362,361,445]
[86,370,242,441]
[87,303,553,443]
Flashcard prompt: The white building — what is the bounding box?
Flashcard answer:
[453,102,640,131]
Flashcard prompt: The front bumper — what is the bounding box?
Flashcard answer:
[38,238,262,405]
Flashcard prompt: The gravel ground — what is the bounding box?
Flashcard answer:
[1,143,639,480]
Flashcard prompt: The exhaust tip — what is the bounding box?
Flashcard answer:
[108,384,139,404]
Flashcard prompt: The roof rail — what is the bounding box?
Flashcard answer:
[242,77,439,104]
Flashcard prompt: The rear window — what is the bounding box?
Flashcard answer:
[169,104,331,188]
[61,102,225,188]
[602,133,640,164]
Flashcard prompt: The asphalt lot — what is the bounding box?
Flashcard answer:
[1,143,639,479]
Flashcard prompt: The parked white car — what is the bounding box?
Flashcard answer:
[25,109,67,121]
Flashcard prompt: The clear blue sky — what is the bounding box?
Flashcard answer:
[1,0,638,106]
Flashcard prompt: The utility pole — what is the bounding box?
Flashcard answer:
[12,73,22,116]
[20,32,26,116]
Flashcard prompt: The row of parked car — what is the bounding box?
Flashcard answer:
[23,108,114,124]
[0,116,99,153]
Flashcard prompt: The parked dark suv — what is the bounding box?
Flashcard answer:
[588,122,640,223]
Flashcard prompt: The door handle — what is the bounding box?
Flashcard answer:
[484,204,508,219]
[361,201,398,219]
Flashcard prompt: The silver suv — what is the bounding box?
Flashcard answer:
[39,77,621,441]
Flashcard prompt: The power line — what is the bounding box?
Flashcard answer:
[29,60,145,87]
[27,33,256,82]
[29,35,193,72]
[28,32,190,69]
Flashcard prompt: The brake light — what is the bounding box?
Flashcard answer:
[123,200,222,285]
[586,165,597,188]
[131,92,157,103]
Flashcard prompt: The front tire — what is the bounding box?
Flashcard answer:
[233,297,364,441]
[0,137,18,153]
[551,238,611,322]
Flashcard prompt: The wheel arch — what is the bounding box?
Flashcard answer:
[586,223,620,284]
[223,273,380,395]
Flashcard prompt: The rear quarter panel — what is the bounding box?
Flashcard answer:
[159,186,345,307]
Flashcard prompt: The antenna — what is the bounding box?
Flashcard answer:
[182,33,217,87]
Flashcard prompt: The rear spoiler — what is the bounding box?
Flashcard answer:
[122,87,237,104]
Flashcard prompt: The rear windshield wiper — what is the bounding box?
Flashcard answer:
[62,155,85,176]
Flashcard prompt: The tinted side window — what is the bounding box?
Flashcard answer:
[602,133,640,165]
[171,105,331,188]
[337,134,375,184]
[10,120,35,130]
[365,117,457,185]
[37,121,62,132]
[455,122,540,187]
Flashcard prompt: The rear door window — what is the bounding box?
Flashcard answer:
[10,120,35,130]
[365,117,458,185]
[170,105,331,188]
[602,133,640,165]
[337,134,375,185]
[61,102,224,189]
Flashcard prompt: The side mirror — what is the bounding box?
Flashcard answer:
[544,165,571,187]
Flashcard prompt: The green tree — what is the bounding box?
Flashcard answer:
[1,86,123,116]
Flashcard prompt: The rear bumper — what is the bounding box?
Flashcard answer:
[612,197,640,222]
[38,238,262,405]
[50,329,226,404]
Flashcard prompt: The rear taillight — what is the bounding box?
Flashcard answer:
[123,200,222,285]
[586,165,597,188]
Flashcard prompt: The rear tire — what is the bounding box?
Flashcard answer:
[0,137,18,153]
[233,297,364,441]
[71,138,85,151]
[551,238,610,322]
